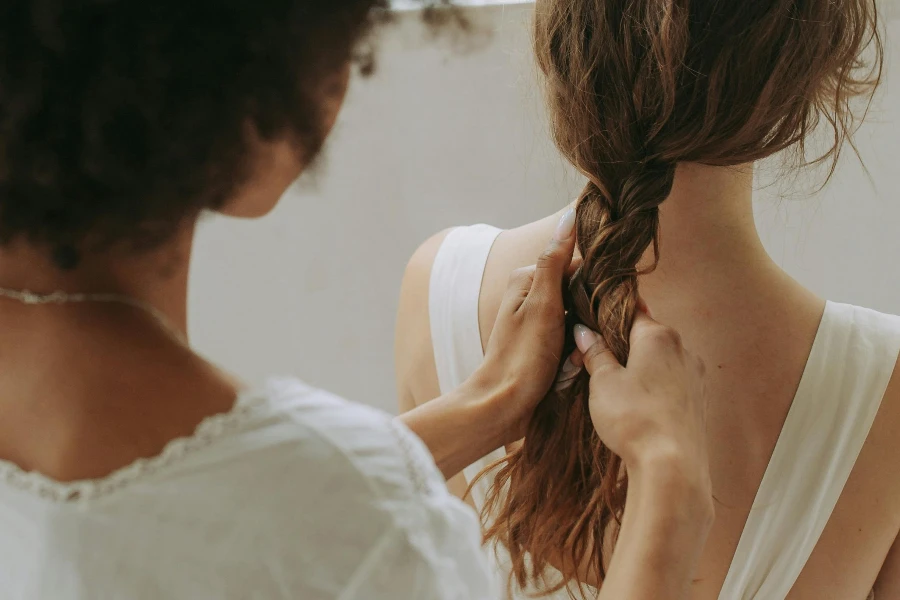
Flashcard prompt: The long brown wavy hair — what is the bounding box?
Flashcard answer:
[476,0,883,596]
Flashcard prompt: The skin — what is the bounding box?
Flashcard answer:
[396,162,900,599]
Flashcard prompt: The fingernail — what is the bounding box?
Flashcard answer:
[554,208,576,241]
[574,324,598,353]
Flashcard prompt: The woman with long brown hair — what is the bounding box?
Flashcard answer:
[397,0,900,598]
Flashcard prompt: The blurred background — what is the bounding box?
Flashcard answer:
[189,1,900,413]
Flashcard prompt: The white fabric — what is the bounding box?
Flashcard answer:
[429,224,900,600]
[718,302,900,599]
[0,378,498,600]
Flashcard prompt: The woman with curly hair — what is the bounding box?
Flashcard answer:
[0,1,710,599]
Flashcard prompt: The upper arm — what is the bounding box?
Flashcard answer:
[394,229,452,415]
[313,406,498,599]
[394,229,477,498]
[343,518,499,600]
[340,478,499,600]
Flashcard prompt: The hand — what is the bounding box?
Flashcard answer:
[469,208,578,445]
[575,311,711,493]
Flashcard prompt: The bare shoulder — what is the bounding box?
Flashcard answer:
[476,208,573,350]
[394,208,570,412]
[394,228,454,414]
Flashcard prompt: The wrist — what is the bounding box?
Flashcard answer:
[399,375,518,480]
[628,447,715,529]
[459,368,520,447]
[609,460,714,598]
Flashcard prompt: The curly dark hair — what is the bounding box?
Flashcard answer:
[0,0,456,267]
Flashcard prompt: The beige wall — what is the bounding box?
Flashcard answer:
[189,3,900,413]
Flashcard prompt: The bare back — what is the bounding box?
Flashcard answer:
[396,208,900,599]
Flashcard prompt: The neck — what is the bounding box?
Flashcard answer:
[639,163,775,303]
[655,164,764,273]
[0,223,196,336]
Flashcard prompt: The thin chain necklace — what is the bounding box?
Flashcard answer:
[0,286,187,344]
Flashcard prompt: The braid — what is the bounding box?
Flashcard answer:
[478,163,675,595]
[571,162,674,364]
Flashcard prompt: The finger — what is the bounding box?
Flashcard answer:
[530,208,577,302]
[554,351,584,391]
[574,324,621,375]
[569,348,584,368]
[498,266,536,314]
[565,255,583,279]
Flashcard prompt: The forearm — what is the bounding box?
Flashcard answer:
[599,462,714,600]
[397,377,513,480]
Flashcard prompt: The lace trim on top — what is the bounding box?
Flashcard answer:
[0,388,269,504]
[389,419,439,497]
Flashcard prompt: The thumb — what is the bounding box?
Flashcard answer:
[530,207,577,300]
[574,324,621,375]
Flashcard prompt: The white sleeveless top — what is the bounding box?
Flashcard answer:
[428,224,900,600]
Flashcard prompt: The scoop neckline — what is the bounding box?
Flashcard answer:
[0,384,271,504]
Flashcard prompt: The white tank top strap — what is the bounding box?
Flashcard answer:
[428,224,506,508]
[719,301,900,600]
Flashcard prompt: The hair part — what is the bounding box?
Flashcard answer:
[476,0,883,596]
